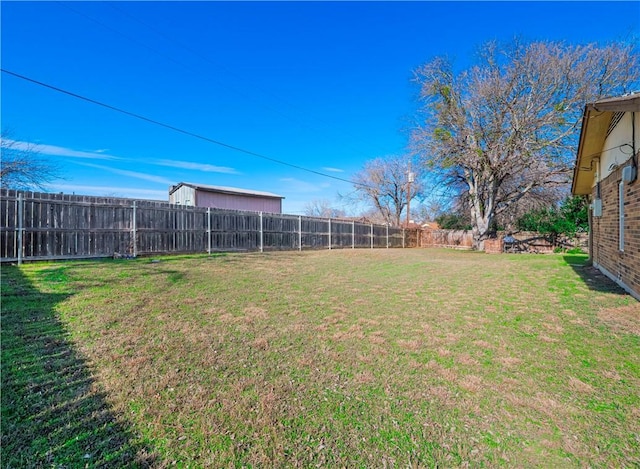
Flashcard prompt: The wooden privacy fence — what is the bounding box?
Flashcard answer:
[1,190,418,263]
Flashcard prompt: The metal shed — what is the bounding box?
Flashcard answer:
[169,182,284,213]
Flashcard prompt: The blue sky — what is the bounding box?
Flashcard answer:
[2,1,638,214]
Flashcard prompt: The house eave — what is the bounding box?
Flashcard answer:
[590,94,640,113]
[571,93,640,196]
[571,107,612,195]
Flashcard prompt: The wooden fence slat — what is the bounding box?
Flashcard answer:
[1,189,420,261]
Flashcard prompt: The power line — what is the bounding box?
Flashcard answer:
[1,68,369,188]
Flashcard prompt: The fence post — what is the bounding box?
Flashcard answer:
[370,223,374,249]
[352,221,355,249]
[298,215,302,251]
[207,207,211,255]
[402,228,405,249]
[328,218,332,250]
[259,211,264,253]
[132,200,137,257]
[17,193,24,265]
[386,224,389,248]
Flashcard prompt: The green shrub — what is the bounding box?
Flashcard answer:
[516,196,588,236]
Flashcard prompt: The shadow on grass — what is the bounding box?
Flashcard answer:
[1,265,159,467]
[562,254,628,295]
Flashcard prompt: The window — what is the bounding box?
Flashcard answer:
[619,181,625,252]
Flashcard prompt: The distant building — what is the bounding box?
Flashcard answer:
[169,182,284,213]
[421,221,441,230]
[571,93,640,300]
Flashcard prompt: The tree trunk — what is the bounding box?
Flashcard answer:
[467,172,494,250]
[470,207,492,251]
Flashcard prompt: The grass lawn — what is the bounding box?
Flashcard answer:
[2,249,639,467]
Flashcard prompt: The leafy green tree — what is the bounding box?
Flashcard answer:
[516,196,588,236]
[435,212,472,230]
[559,195,589,234]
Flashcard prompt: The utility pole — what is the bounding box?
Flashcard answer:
[406,162,415,227]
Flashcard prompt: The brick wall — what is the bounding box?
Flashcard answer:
[420,229,474,249]
[591,161,640,300]
[484,238,503,254]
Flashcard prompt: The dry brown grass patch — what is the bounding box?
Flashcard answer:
[332,305,350,314]
[258,388,279,417]
[499,377,521,391]
[290,322,307,333]
[368,335,386,345]
[601,369,622,381]
[356,353,373,364]
[464,315,490,325]
[459,375,483,393]
[420,323,433,335]
[456,353,480,366]
[438,367,458,383]
[219,313,241,324]
[428,385,454,404]
[297,355,314,368]
[251,337,269,350]
[397,339,421,351]
[497,356,522,367]
[332,331,347,341]
[324,313,347,325]
[520,324,536,335]
[567,376,594,393]
[542,322,564,334]
[357,318,380,327]
[538,335,559,343]
[347,324,365,337]
[203,306,222,316]
[597,305,640,336]
[529,393,576,420]
[473,340,493,349]
[244,306,268,320]
[561,434,586,459]
[444,333,462,345]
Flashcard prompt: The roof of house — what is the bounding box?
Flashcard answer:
[170,182,284,199]
[571,93,640,195]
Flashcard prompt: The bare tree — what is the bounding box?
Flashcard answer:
[357,207,390,225]
[348,154,424,226]
[412,40,639,247]
[303,199,346,218]
[1,131,59,190]
[412,199,446,224]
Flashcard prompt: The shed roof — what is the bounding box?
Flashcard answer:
[170,182,284,199]
[571,93,640,195]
